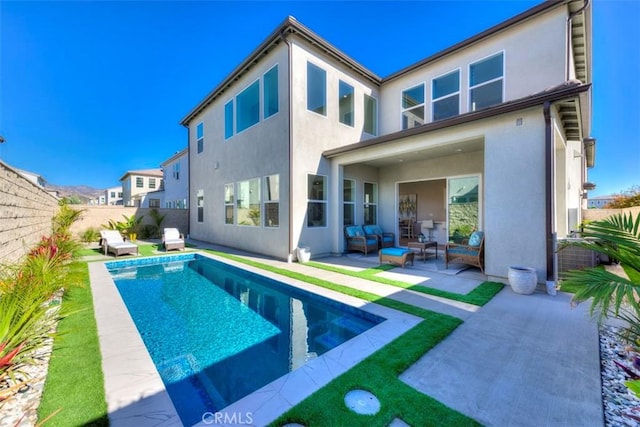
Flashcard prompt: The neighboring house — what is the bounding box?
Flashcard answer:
[588,195,615,209]
[181,0,594,285]
[105,186,123,205]
[161,148,189,209]
[119,169,164,207]
[15,168,47,188]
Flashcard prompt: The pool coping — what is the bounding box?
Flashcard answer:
[90,252,422,427]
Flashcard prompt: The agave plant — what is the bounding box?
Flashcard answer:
[564,212,640,324]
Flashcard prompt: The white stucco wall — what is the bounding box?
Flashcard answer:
[188,44,291,259]
[162,151,189,209]
[379,6,568,136]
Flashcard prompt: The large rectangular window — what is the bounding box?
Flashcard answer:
[363,182,377,225]
[307,62,327,116]
[197,189,204,223]
[343,179,355,226]
[264,174,279,227]
[263,65,279,119]
[148,199,160,208]
[196,122,204,153]
[224,183,234,225]
[470,52,504,111]
[224,101,234,139]
[402,84,425,129]
[307,174,327,227]
[238,178,261,226]
[236,80,260,133]
[363,94,377,136]
[432,70,460,121]
[338,80,354,126]
[136,177,143,188]
[149,178,156,189]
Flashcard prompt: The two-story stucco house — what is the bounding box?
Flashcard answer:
[161,148,189,209]
[104,186,123,205]
[119,169,164,207]
[182,0,594,285]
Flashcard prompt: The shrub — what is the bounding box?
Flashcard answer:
[80,227,101,244]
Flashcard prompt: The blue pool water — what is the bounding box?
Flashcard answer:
[106,253,383,425]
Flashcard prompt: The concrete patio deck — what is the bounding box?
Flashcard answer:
[90,240,604,426]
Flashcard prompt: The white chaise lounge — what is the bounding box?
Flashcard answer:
[100,230,139,257]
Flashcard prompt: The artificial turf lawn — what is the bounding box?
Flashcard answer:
[37,262,108,426]
[306,260,504,306]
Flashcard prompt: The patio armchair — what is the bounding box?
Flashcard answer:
[100,230,139,257]
[344,225,378,255]
[163,228,185,251]
[363,224,395,249]
[445,230,485,273]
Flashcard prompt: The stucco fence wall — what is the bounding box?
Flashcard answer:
[69,205,189,241]
[0,161,60,263]
[582,206,640,223]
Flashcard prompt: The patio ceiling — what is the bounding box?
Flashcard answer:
[352,138,484,168]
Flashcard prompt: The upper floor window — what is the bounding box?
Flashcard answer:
[363,94,377,136]
[224,100,234,139]
[149,178,156,189]
[173,162,180,180]
[196,122,204,153]
[110,191,116,197]
[432,69,460,121]
[338,80,354,126]
[402,84,425,129]
[263,65,279,119]
[469,52,504,111]
[307,62,326,116]
[136,177,143,188]
[307,174,327,227]
[236,80,260,133]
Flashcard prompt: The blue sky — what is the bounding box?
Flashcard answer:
[1,0,637,197]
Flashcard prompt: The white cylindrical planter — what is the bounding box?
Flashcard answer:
[297,247,311,263]
[508,266,537,295]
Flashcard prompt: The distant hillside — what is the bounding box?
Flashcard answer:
[46,184,103,203]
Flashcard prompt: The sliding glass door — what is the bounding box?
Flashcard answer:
[447,176,480,243]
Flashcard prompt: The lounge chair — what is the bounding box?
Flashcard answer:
[444,230,485,273]
[100,230,138,257]
[363,224,395,249]
[344,225,378,255]
[163,228,185,251]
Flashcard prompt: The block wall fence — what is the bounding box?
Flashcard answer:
[68,205,189,238]
[0,161,60,263]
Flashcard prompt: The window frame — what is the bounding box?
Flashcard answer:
[236,79,260,134]
[343,178,356,226]
[307,173,327,228]
[196,122,204,153]
[363,181,378,226]
[237,177,261,227]
[469,51,505,112]
[431,68,461,121]
[401,83,425,130]
[224,100,234,140]
[306,62,327,117]
[224,183,235,225]
[263,64,279,120]
[197,189,204,223]
[338,80,354,127]
[263,174,279,228]
[363,94,378,136]
[135,177,144,188]
[149,178,156,189]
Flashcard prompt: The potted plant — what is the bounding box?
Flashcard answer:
[508,266,537,294]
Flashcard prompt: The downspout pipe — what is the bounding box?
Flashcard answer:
[279,29,294,261]
[544,101,555,282]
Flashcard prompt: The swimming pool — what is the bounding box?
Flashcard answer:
[105,253,384,425]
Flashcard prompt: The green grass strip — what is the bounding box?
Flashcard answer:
[205,250,480,425]
[37,262,108,426]
[306,260,503,306]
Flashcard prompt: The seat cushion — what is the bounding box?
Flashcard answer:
[345,226,364,237]
[468,231,484,247]
[448,248,479,256]
[164,228,181,240]
[363,225,382,235]
[380,247,411,256]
